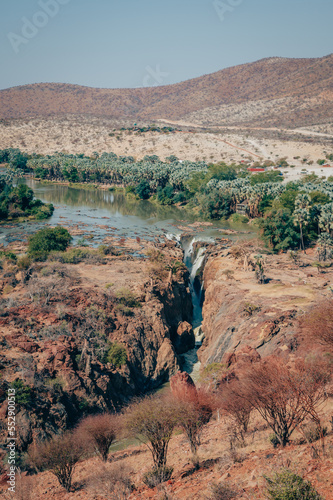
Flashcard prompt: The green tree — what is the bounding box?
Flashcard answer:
[10,379,32,406]
[9,184,34,210]
[200,190,232,220]
[293,194,311,252]
[250,171,283,185]
[135,179,151,199]
[28,227,72,260]
[260,209,300,252]
[317,233,333,261]
[104,343,127,368]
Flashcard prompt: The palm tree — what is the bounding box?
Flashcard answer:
[293,194,311,252]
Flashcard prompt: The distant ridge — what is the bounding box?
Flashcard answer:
[0,54,332,128]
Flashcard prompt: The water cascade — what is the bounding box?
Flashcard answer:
[179,235,213,381]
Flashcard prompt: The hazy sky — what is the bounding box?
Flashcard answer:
[1,0,332,90]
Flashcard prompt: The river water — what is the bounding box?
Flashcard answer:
[0,179,252,379]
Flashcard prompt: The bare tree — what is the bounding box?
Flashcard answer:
[174,391,213,468]
[125,395,178,471]
[240,356,330,447]
[218,380,253,442]
[28,431,85,492]
[77,413,120,461]
[27,275,64,306]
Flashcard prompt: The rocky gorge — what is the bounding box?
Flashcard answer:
[0,237,196,458]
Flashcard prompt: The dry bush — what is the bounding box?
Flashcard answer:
[125,394,178,472]
[239,356,331,447]
[298,299,333,348]
[77,413,120,461]
[209,482,239,499]
[27,274,66,306]
[148,263,168,281]
[173,389,213,468]
[217,379,253,442]
[28,431,85,492]
[5,473,36,500]
[87,462,133,500]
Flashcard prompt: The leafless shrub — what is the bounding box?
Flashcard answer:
[172,388,213,468]
[217,380,253,443]
[77,413,120,461]
[87,462,133,499]
[125,394,178,472]
[209,482,239,499]
[239,356,331,447]
[27,275,66,306]
[28,431,85,492]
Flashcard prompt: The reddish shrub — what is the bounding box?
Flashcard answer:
[298,300,333,348]
[78,413,120,462]
[28,431,85,492]
[239,356,330,447]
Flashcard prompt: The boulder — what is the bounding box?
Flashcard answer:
[170,371,197,401]
[174,321,195,354]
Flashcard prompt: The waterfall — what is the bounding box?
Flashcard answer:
[178,235,213,381]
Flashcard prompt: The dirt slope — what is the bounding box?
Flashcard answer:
[1,54,332,128]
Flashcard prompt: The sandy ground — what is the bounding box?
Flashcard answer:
[0,117,332,171]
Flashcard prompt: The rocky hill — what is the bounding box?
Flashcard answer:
[0,54,332,128]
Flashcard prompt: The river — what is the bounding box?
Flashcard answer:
[0,178,252,380]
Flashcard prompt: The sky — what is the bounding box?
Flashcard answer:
[0,0,332,90]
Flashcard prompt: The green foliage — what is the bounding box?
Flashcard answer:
[229,213,249,223]
[28,227,72,260]
[243,303,259,316]
[250,171,283,185]
[309,191,330,205]
[0,251,17,263]
[0,148,30,170]
[276,188,299,213]
[49,247,106,264]
[206,162,237,182]
[0,178,53,221]
[104,342,127,367]
[259,194,274,213]
[157,184,174,205]
[200,190,232,219]
[264,469,322,499]
[269,433,280,448]
[260,210,300,252]
[10,379,32,406]
[135,179,151,199]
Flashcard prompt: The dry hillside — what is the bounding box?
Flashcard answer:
[0,55,332,128]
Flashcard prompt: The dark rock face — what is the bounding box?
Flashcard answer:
[173,321,195,354]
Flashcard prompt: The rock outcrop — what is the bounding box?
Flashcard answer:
[0,240,193,453]
[197,242,333,369]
